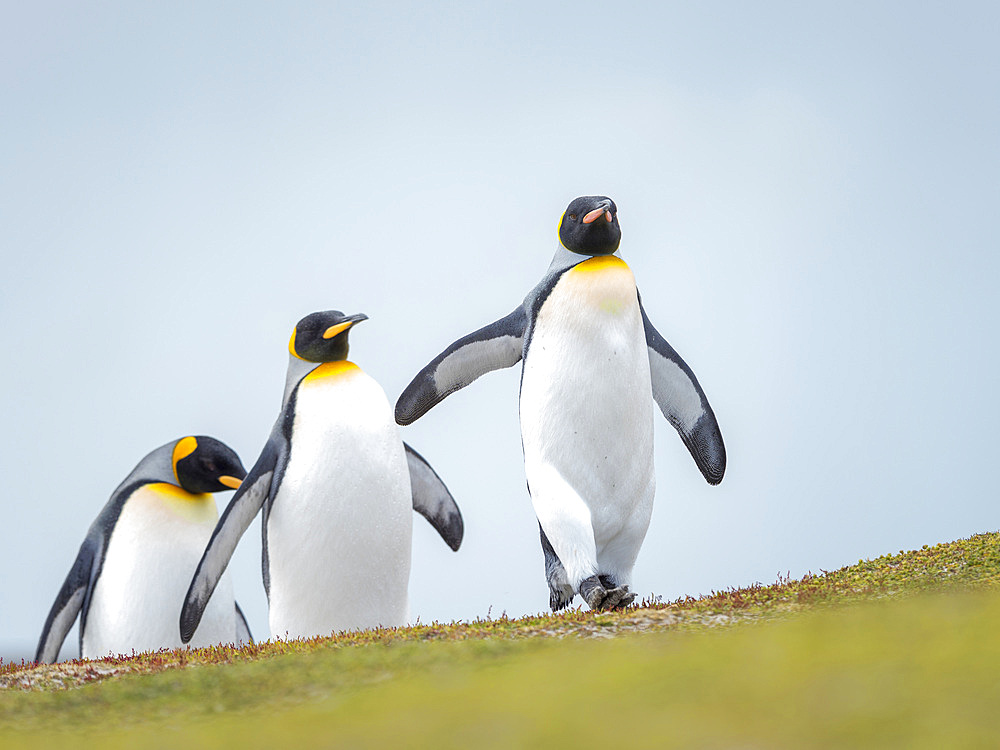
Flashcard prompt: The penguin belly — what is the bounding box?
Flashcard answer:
[82,484,237,658]
[520,256,656,589]
[266,363,412,640]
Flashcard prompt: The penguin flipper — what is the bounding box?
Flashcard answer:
[180,444,277,644]
[539,524,574,611]
[640,300,727,485]
[404,442,463,551]
[234,601,253,645]
[395,306,527,425]
[35,537,99,663]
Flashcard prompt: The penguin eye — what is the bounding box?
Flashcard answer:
[568,214,578,221]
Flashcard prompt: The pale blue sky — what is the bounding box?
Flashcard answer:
[2,2,998,661]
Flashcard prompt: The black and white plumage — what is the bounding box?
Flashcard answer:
[396,196,725,611]
[180,311,463,643]
[35,436,251,664]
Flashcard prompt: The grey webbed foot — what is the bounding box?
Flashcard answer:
[579,575,608,610]
[600,575,637,609]
[580,575,636,611]
[603,587,636,610]
[604,586,635,609]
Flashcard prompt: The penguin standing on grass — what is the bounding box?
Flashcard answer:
[180,310,463,643]
[395,196,726,612]
[35,436,251,663]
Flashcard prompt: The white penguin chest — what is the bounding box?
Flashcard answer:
[83,484,236,657]
[267,363,412,638]
[520,256,655,510]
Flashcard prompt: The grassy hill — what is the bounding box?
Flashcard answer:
[2,533,999,748]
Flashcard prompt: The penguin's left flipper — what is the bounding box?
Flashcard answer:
[405,443,463,551]
[35,536,100,663]
[640,298,727,485]
[234,601,253,645]
[180,442,278,644]
[395,306,527,425]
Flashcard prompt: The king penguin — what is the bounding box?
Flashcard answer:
[395,196,726,612]
[35,436,251,663]
[180,310,464,643]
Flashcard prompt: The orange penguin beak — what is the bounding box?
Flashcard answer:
[582,202,613,224]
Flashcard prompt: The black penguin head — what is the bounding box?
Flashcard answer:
[558,196,621,256]
[288,310,368,363]
[171,436,247,494]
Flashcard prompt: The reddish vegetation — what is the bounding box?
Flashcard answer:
[5,533,996,691]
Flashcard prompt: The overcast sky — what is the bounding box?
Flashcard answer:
[2,2,998,661]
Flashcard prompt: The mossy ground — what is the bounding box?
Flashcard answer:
[2,533,999,747]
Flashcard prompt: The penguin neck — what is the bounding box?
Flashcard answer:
[146,482,213,503]
[143,482,218,523]
[303,360,359,382]
[283,356,360,406]
[545,244,625,276]
[114,442,177,495]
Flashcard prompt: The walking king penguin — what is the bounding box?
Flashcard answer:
[395,196,726,612]
[180,310,464,643]
[35,436,251,663]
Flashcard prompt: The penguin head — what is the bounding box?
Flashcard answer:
[289,310,368,363]
[558,196,621,256]
[171,436,247,494]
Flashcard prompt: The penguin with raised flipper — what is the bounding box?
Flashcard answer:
[395,196,725,612]
[180,310,463,643]
[35,436,251,663]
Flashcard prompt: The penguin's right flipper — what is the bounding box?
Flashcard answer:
[35,537,99,663]
[180,443,277,644]
[640,300,727,485]
[395,306,527,425]
[234,601,253,645]
[404,443,464,551]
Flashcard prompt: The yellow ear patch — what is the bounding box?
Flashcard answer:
[288,329,305,360]
[172,436,198,483]
[323,321,353,339]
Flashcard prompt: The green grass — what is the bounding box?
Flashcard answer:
[3,533,1000,747]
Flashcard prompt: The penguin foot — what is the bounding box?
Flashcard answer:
[579,576,636,611]
[603,586,636,610]
[579,575,607,610]
[597,575,636,610]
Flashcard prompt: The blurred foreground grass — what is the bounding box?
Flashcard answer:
[2,533,999,748]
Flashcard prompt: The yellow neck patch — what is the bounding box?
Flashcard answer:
[570,255,629,274]
[145,482,212,503]
[563,255,636,315]
[304,360,360,382]
[172,437,198,483]
[144,482,216,523]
